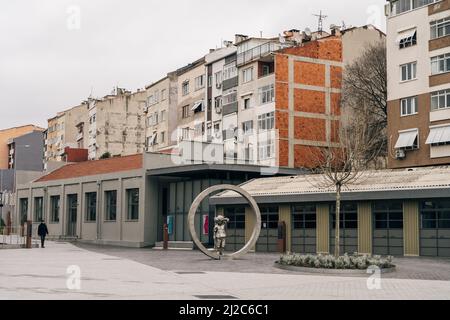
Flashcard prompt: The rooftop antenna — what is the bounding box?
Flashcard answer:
[260,31,263,38]
[313,10,328,35]
[342,21,347,30]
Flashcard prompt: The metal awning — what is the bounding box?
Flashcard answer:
[191,101,204,111]
[240,91,253,97]
[396,29,416,44]
[426,126,450,145]
[395,130,418,149]
[149,133,157,146]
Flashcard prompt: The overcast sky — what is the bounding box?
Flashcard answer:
[0,0,386,129]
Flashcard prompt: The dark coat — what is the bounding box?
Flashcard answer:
[38,223,49,237]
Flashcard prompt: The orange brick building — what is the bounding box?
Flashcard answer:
[275,37,343,168]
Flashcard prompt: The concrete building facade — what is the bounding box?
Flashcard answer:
[144,73,179,152]
[387,0,450,168]
[0,125,43,170]
[89,88,147,160]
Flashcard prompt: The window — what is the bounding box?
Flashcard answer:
[431,89,450,110]
[182,81,189,96]
[259,84,275,104]
[224,206,246,229]
[244,145,254,161]
[127,189,139,221]
[153,112,159,125]
[242,121,253,135]
[34,197,43,222]
[222,91,237,105]
[401,96,418,116]
[223,63,237,81]
[160,131,166,144]
[431,53,450,75]
[50,196,60,223]
[262,65,271,77]
[208,75,212,87]
[400,62,417,81]
[258,137,275,160]
[260,206,279,229]
[182,105,190,119]
[19,198,28,225]
[147,93,159,106]
[431,17,450,40]
[373,202,404,229]
[214,96,222,110]
[244,98,251,110]
[85,192,97,222]
[292,205,317,229]
[330,203,358,229]
[399,31,417,49]
[182,127,190,140]
[147,115,153,127]
[242,67,254,83]
[215,71,223,87]
[214,122,221,135]
[160,110,166,122]
[161,89,167,101]
[258,112,275,131]
[195,75,205,90]
[105,191,117,221]
[420,200,450,229]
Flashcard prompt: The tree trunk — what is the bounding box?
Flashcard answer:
[335,184,342,258]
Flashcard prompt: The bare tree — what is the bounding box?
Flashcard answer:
[342,41,387,161]
[306,112,383,257]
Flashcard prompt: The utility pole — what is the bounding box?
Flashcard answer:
[313,10,328,35]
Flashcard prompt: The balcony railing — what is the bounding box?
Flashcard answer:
[237,42,280,66]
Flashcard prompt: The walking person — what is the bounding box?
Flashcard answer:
[38,220,49,248]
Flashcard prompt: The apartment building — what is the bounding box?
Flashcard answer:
[387,0,450,168]
[87,88,146,160]
[228,27,384,169]
[144,72,178,152]
[45,103,88,164]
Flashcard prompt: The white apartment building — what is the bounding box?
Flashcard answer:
[386,0,450,168]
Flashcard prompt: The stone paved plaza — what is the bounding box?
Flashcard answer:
[1,241,450,300]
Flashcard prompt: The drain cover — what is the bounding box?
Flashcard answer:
[175,271,206,275]
[195,295,238,300]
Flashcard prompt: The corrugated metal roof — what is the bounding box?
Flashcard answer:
[216,166,450,199]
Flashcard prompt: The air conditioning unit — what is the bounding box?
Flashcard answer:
[215,106,222,114]
[395,149,406,160]
[216,83,222,89]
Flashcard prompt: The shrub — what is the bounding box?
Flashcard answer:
[278,253,394,270]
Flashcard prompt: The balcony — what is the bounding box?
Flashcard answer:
[237,42,281,67]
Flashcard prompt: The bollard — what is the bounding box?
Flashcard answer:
[26,221,32,249]
[277,221,287,254]
[163,224,169,250]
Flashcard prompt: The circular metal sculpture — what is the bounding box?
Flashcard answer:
[188,184,262,260]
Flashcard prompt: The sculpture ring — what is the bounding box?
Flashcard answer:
[188,184,262,260]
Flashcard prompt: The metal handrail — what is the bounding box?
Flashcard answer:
[237,42,278,66]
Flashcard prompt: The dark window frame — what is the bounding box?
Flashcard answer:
[127,189,140,221]
[104,190,117,222]
[85,192,97,222]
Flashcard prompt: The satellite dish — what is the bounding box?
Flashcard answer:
[304,28,312,37]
